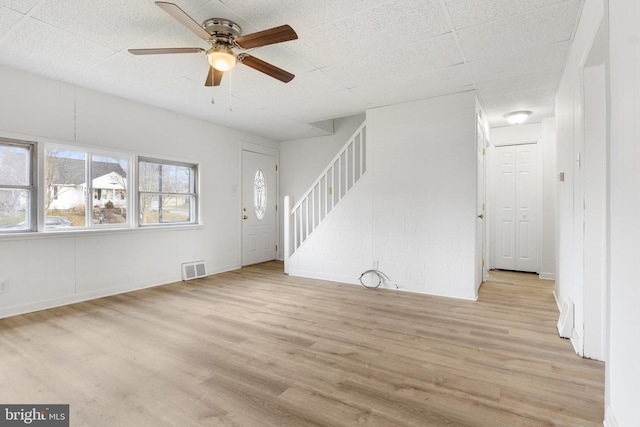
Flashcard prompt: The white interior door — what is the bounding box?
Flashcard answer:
[493,144,539,272]
[242,150,277,266]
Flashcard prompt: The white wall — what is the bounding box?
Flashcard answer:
[286,91,479,300]
[607,1,640,425]
[554,0,606,357]
[0,65,277,318]
[541,118,557,280]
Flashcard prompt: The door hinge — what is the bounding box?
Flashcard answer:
[482,258,485,268]
[482,203,485,211]
[275,204,278,211]
[482,148,486,156]
[275,244,278,251]
[275,164,278,172]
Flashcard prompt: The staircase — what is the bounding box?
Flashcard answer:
[284,122,367,273]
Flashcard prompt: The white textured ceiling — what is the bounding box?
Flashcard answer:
[0,0,583,141]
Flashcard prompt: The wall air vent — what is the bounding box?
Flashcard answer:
[181,261,207,281]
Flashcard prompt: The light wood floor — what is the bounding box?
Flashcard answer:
[0,262,604,426]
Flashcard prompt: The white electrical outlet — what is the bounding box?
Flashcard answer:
[0,280,8,294]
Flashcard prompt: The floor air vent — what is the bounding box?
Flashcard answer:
[182,261,207,281]
[557,298,574,339]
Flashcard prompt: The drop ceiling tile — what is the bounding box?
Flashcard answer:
[322,33,464,90]
[457,1,581,61]
[227,68,368,125]
[443,0,566,29]
[137,75,212,109]
[469,41,568,84]
[274,88,370,123]
[0,16,116,81]
[70,53,178,100]
[0,6,24,38]
[0,0,39,14]
[476,70,558,100]
[216,0,390,33]
[31,0,184,51]
[351,63,472,106]
[425,32,466,68]
[482,88,556,127]
[288,0,451,69]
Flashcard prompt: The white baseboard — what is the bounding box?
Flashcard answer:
[0,263,241,320]
[571,328,584,356]
[287,268,359,286]
[553,291,561,311]
[539,272,556,280]
[604,406,618,427]
[287,268,478,300]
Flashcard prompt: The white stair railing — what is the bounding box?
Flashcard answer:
[284,123,366,273]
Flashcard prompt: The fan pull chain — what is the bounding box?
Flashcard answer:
[228,71,233,112]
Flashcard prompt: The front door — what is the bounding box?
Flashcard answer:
[242,150,277,266]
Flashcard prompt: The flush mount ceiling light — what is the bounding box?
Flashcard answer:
[207,46,236,71]
[504,111,532,125]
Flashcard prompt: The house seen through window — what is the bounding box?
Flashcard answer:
[45,147,129,229]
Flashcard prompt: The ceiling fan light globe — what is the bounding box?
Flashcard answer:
[207,50,236,71]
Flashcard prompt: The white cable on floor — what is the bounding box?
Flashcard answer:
[358,269,398,289]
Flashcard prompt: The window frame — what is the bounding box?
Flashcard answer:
[137,156,199,227]
[44,144,132,231]
[0,138,37,233]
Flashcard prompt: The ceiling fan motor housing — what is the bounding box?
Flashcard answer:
[202,18,242,43]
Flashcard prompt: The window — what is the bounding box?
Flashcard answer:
[138,157,197,226]
[45,147,129,229]
[254,169,267,220]
[0,139,36,232]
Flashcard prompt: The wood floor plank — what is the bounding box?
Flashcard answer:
[0,263,604,426]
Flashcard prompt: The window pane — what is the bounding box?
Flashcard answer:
[139,195,192,225]
[0,145,30,186]
[45,148,86,228]
[139,161,160,192]
[0,189,29,230]
[254,169,266,220]
[162,164,192,193]
[91,155,128,225]
[139,161,193,193]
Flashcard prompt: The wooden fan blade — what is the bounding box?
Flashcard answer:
[205,66,223,86]
[240,54,294,83]
[236,25,297,49]
[128,47,205,55]
[155,1,212,41]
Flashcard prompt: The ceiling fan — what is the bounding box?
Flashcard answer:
[128,1,298,87]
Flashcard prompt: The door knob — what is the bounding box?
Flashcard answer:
[243,215,248,220]
[477,214,484,219]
